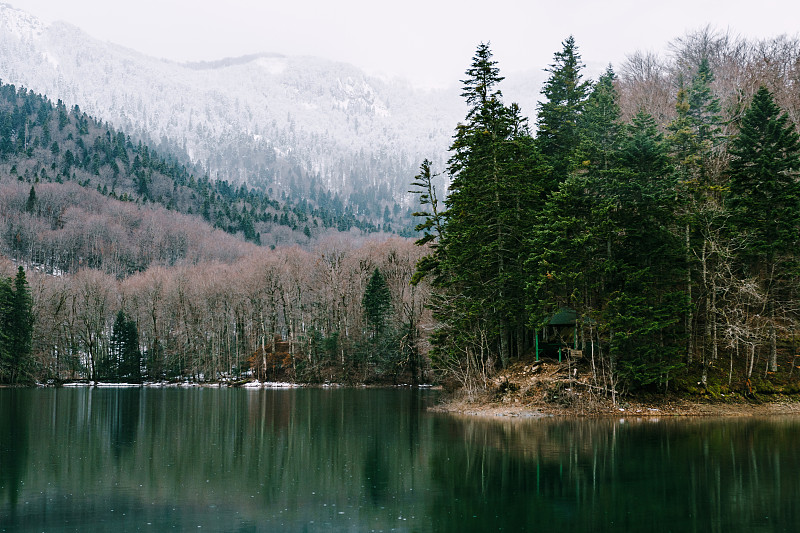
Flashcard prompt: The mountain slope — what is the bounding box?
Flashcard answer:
[0,79,400,273]
[0,3,461,207]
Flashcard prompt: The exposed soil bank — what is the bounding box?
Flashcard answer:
[431,359,800,418]
[431,393,800,418]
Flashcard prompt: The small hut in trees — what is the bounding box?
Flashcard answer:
[535,308,591,361]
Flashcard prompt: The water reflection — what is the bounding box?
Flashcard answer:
[427,415,800,532]
[0,390,29,510]
[1,388,799,532]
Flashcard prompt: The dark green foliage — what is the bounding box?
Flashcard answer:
[529,111,685,390]
[725,86,800,373]
[669,58,724,204]
[664,59,728,378]
[526,68,624,326]
[409,159,446,285]
[355,268,411,382]
[577,67,622,172]
[619,112,672,176]
[687,59,722,147]
[727,86,800,260]
[0,278,12,380]
[536,36,591,188]
[363,268,392,337]
[25,185,36,213]
[415,43,548,377]
[100,310,142,382]
[601,114,685,387]
[0,267,34,384]
[409,159,445,249]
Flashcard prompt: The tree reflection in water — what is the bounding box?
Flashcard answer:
[1,388,798,532]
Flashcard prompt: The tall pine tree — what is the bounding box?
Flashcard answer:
[577,66,622,172]
[0,267,34,384]
[604,112,685,389]
[536,36,590,190]
[363,268,392,338]
[726,86,800,372]
[105,310,142,382]
[415,44,545,385]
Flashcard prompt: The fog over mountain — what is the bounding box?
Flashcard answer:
[0,4,545,208]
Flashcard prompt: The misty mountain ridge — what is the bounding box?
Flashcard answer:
[0,3,455,205]
[181,53,289,71]
[0,3,548,210]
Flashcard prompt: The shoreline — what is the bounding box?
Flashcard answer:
[430,358,800,419]
[27,380,438,389]
[430,393,800,418]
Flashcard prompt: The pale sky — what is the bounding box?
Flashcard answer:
[7,0,800,88]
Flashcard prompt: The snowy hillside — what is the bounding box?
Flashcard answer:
[0,3,472,203]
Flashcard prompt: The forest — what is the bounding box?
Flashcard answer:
[4,28,800,399]
[415,29,800,399]
[0,236,430,385]
[0,81,429,385]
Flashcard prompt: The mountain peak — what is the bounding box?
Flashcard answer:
[0,3,47,41]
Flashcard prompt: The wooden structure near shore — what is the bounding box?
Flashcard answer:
[534,308,591,362]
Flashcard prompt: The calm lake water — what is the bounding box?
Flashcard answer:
[1,388,799,532]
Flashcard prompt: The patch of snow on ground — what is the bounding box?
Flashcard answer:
[243,381,301,388]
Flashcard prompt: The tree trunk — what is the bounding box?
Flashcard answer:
[770,323,778,373]
[499,323,510,368]
[686,224,693,363]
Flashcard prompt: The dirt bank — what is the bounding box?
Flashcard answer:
[431,394,800,418]
[432,359,800,418]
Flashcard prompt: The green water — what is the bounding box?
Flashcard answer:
[1,387,798,532]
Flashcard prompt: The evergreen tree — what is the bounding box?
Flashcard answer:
[526,173,599,329]
[409,159,445,285]
[530,111,684,393]
[603,112,685,389]
[409,159,445,249]
[363,268,392,338]
[687,58,722,149]
[108,310,142,382]
[667,59,725,369]
[361,268,403,381]
[727,86,800,258]
[414,44,546,381]
[0,268,34,384]
[726,86,800,372]
[25,185,36,213]
[576,66,622,173]
[536,36,590,189]
[528,64,623,388]
[669,58,723,195]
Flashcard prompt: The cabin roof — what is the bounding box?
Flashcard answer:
[548,307,577,326]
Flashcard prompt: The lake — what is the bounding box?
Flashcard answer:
[1,387,799,532]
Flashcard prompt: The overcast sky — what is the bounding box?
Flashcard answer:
[8,0,800,88]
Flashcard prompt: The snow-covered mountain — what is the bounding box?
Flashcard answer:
[0,3,475,203]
